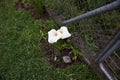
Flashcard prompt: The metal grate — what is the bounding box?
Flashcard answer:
[44,0,120,79]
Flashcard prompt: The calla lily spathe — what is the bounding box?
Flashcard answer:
[58,26,71,39]
[48,29,61,43]
[48,26,71,43]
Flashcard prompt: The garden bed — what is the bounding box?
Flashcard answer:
[41,40,85,68]
[15,1,87,69]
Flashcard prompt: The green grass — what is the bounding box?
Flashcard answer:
[31,0,44,15]
[0,0,99,80]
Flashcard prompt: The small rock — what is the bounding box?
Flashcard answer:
[62,56,72,63]
[54,56,57,61]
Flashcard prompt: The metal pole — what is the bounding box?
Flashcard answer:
[62,0,120,25]
[95,31,120,63]
[99,41,120,63]
[99,63,114,80]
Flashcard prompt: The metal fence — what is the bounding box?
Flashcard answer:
[44,0,120,80]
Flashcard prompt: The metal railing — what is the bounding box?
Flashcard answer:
[96,31,120,80]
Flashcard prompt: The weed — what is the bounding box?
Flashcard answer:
[53,39,82,57]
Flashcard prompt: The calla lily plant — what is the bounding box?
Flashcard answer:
[48,26,71,44]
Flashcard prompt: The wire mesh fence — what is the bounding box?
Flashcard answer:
[44,0,120,80]
[104,49,120,79]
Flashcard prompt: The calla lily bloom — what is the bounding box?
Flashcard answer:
[58,26,71,39]
[48,29,61,43]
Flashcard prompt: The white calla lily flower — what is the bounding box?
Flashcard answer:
[48,29,61,43]
[58,26,71,39]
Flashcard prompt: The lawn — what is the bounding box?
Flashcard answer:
[0,0,99,80]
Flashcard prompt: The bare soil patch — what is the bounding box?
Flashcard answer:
[41,40,85,68]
